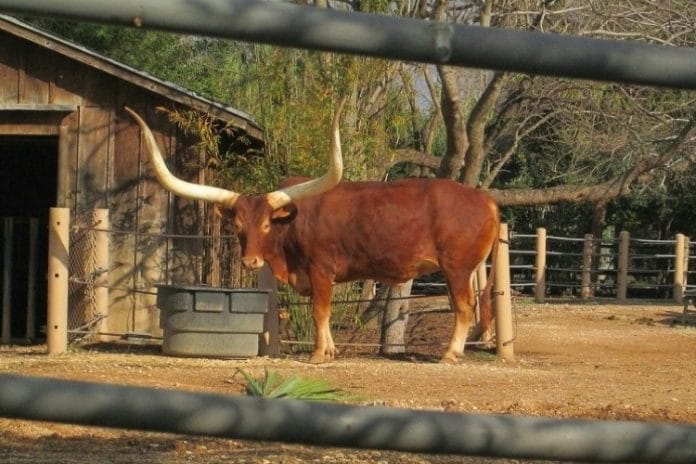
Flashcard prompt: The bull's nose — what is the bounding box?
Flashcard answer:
[242,256,264,270]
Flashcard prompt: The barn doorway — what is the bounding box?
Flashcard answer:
[0,135,58,343]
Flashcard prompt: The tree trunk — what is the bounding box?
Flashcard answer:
[591,201,607,242]
[435,65,468,180]
[379,280,413,355]
[358,283,388,327]
[355,279,377,326]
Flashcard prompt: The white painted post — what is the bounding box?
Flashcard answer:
[47,208,70,354]
[493,223,514,361]
[534,227,546,303]
[674,233,685,303]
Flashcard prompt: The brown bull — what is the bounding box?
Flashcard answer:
[125,104,499,363]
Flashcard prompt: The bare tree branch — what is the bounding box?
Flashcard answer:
[462,71,507,185]
[490,116,696,206]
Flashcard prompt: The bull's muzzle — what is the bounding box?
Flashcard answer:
[242,256,265,271]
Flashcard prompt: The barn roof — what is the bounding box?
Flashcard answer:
[0,14,264,142]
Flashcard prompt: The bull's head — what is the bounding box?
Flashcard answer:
[124,100,345,271]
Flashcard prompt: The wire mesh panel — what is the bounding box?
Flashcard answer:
[66,208,258,341]
[67,215,102,342]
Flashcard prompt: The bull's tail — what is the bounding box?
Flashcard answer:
[478,217,500,338]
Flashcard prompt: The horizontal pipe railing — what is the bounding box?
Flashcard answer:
[1,374,695,463]
[0,0,695,89]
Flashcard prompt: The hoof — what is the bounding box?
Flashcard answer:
[308,352,334,364]
[439,352,460,364]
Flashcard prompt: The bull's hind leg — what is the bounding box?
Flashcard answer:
[440,268,477,364]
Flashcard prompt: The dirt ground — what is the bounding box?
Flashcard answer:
[1,300,695,463]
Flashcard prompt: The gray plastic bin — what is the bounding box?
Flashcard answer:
[157,285,269,358]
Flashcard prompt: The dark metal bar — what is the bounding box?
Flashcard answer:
[1,374,695,463]
[1,218,13,344]
[0,0,695,89]
[25,218,39,340]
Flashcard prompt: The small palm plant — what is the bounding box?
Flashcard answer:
[237,368,357,402]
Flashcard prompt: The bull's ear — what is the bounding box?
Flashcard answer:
[271,204,297,222]
[213,205,223,218]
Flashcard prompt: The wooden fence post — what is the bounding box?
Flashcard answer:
[47,208,70,354]
[580,233,593,300]
[57,125,71,208]
[534,227,546,303]
[685,236,690,290]
[617,230,630,303]
[93,209,110,338]
[673,233,686,303]
[493,223,514,361]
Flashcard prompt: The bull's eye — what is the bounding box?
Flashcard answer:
[233,219,244,234]
[261,220,271,233]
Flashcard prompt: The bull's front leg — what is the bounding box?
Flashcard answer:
[308,279,336,364]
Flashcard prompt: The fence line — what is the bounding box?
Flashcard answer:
[62,212,516,356]
[510,228,691,303]
[64,218,692,346]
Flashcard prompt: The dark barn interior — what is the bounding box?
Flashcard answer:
[0,135,56,341]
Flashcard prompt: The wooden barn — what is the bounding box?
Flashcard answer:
[0,15,265,344]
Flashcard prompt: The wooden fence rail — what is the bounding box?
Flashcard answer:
[510,228,690,304]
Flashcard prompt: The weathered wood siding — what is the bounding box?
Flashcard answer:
[0,28,212,336]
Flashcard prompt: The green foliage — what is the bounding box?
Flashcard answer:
[610,163,696,239]
[502,202,594,237]
[163,106,279,192]
[236,368,356,402]
[25,16,413,187]
[244,47,408,182]
[281,282,363,353]
[280,287,314,352]
[26,19,211,92]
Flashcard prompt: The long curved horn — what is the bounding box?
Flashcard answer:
[266,97,346,210]
[124,107,240,207]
